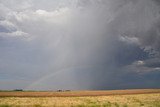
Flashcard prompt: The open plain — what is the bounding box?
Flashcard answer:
[0,89,160,107]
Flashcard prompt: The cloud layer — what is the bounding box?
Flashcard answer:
[0,0,160,90]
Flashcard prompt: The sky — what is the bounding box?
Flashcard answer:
[0,0,160,90]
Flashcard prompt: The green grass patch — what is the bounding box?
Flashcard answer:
[0,105,12,107]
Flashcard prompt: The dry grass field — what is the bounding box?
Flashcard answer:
[0,89,160,107]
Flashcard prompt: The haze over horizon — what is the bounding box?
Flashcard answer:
[0,0,160,90]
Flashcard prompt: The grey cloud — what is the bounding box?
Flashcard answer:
[0,25,10,33]
[144,58,160,68]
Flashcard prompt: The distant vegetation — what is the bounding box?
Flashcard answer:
[0,89,72,92]
[57,90,71,92]
[13,89,23,91]
[0,89,23,92]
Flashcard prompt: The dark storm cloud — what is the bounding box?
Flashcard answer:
[0,0,160,90]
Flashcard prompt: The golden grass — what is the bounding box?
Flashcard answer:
[0,93,160,107]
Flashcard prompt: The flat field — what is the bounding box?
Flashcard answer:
[0,89,160,107]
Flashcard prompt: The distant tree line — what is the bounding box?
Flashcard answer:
[57,90,71,92]
[13,89,23,91]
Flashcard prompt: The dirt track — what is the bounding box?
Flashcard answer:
[0,89,160,97]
